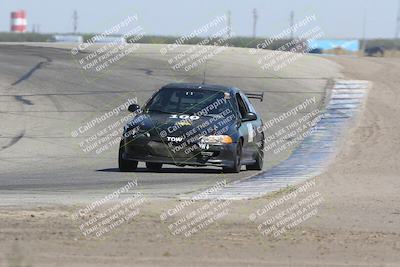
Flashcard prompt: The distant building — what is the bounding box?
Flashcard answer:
[308,39,360,53]
[92,36,127,44]
[51,35,83,43]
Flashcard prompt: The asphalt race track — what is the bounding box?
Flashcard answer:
[0,43,341,204]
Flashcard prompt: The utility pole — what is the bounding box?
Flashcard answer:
[31,24,40,33]
[396,0,400,39]
[227,10,232,38]
[73,10,78,34]
[252,8,258,38]
[361,8,367,52]
[290,11,295,39]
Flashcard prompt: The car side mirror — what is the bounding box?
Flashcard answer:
[242,112,257,122]
[128,104,140,113]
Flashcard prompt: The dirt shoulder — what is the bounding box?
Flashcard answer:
[1,56,400,267]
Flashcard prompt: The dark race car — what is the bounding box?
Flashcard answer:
[364,46,385,57]
[119,83,265,173]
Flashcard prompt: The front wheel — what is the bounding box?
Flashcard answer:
[247,135,264,171]
[146,162,163,172]
[222,140,242,173]
[119,143,138,172]
[246,150,264,170]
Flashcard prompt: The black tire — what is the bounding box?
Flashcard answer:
[246,150,264,170]
[222,140,242,173]
[118,143,138,172]
[247,139,264,171]
[146,162,163,171]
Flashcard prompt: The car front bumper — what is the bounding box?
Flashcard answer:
[120,136,237,168]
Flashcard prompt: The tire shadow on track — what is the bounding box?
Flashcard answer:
[96,167,226,174]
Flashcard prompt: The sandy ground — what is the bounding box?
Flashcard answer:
[1,55,400,267]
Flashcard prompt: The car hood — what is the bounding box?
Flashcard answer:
[125,112,236,139]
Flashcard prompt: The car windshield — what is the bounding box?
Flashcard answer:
[145,88,231,115]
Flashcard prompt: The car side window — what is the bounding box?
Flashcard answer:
[240,93,256,113]
[236,93,248,118]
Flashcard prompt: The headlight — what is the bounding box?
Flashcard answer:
[201,135,233,145]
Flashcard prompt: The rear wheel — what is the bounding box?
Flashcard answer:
[222,140,242,173]
[118,142,138,172]
[146,162,163,171]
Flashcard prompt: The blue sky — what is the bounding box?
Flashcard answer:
[1,0,399,38]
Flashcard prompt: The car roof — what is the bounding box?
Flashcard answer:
[161,83,239,93]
